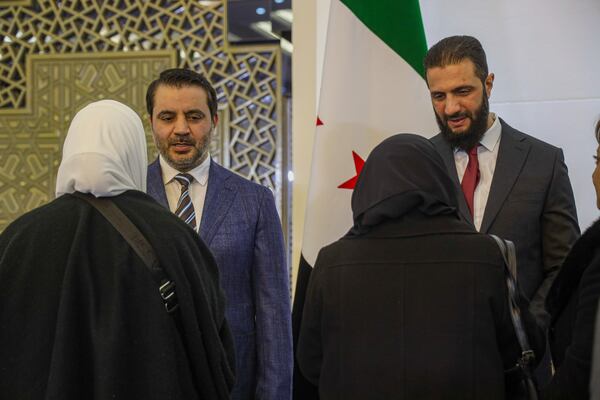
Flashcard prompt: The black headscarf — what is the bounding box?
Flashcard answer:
[348,133,459,236]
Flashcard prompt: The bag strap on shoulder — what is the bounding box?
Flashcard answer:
[72,192,178,314]
[489,234,537,389]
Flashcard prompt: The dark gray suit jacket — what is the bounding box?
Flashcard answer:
[431,119,580,327]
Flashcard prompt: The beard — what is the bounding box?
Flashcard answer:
[158,131,212,172]
[436,93,490,152]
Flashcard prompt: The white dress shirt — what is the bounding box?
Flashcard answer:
[454,113,502,231]
[159,154,210,232]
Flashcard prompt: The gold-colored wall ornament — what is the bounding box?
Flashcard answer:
[0,1,285,233]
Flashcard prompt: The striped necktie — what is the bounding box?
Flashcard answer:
[174,173,196,230]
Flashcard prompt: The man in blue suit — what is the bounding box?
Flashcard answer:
[145,68,292,400]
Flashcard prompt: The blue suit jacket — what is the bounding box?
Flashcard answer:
[148,158,292,400]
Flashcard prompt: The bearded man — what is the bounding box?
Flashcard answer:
[425,35,579,337]
[146,68,292,400]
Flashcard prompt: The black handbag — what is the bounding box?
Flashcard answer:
[72,192,179,314]
[490,234,539,400]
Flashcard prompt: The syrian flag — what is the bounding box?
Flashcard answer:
[292,0,438,397]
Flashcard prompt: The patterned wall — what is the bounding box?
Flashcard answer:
[0,0,285,232]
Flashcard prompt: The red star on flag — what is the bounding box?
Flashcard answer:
[338,151,365,190]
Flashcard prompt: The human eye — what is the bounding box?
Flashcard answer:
[187,112,205,121]
[594,155,598,164]
[158,112,174,122]
[456,87,472,96]
[431,92,445,101]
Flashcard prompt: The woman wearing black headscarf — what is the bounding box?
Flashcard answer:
[297,134,544,399]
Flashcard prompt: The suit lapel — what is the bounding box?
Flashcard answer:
[147,158,169,208]
[431,135,474,226]
[199,160,237,246]
[480,120,531,233]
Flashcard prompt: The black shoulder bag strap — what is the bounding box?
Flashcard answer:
[72,192,179,314]
[490,234,538,400]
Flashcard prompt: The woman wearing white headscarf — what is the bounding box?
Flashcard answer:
[0,100,234,399]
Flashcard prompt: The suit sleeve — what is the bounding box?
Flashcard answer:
[252,187,293,400]
[532,149,580,328]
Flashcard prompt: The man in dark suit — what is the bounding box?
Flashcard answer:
[424,35,580,331]
[145,68,292,400]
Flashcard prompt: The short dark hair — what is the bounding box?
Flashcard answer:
[423,35,489,83]
[146,68,218,120]
[595,118,600,144]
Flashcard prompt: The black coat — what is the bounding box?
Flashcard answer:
[543,218,600,399]
[297,212,545,400]
[0,191,235,399]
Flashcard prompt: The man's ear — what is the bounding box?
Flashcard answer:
[485,73,495,98]
[212,114,219,128]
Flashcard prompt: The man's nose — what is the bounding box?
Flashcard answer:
[444,96,461,116]
[174,116,190,134]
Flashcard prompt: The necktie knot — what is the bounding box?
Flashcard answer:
[468,145,478,157]
[174,173,194,189]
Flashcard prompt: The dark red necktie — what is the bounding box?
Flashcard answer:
[461,146,480,217]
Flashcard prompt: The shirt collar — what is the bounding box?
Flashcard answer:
[479,113,501,152]
[453,112,501,154]
[159,153,211,186]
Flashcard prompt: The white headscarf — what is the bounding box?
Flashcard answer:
[55,100,147,197]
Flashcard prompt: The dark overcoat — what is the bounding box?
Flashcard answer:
[298,212,544,400]
[0,191,235,399]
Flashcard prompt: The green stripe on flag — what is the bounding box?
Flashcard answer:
[340,0,428,78]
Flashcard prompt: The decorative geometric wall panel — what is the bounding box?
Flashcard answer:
[0,0,284,234]
[0,52,175,229]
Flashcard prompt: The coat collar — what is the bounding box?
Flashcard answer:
[147,158,238,246]
[198,160,238,245]
[479,119,531,232]
[147,158,169,208]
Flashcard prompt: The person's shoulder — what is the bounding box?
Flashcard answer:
[115,190,210,248]
[22,195,85,224]
[211,161,273,196]
[500,119,562,153]
[417,230,507,267]
[313,232,506,274]
[313,235,364,270]
[117,190,185,225]
[147,157,160,170]
[429,132,445,148]
[1,196,81,243]
[467,233,507,260]
[429,132,444,145]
